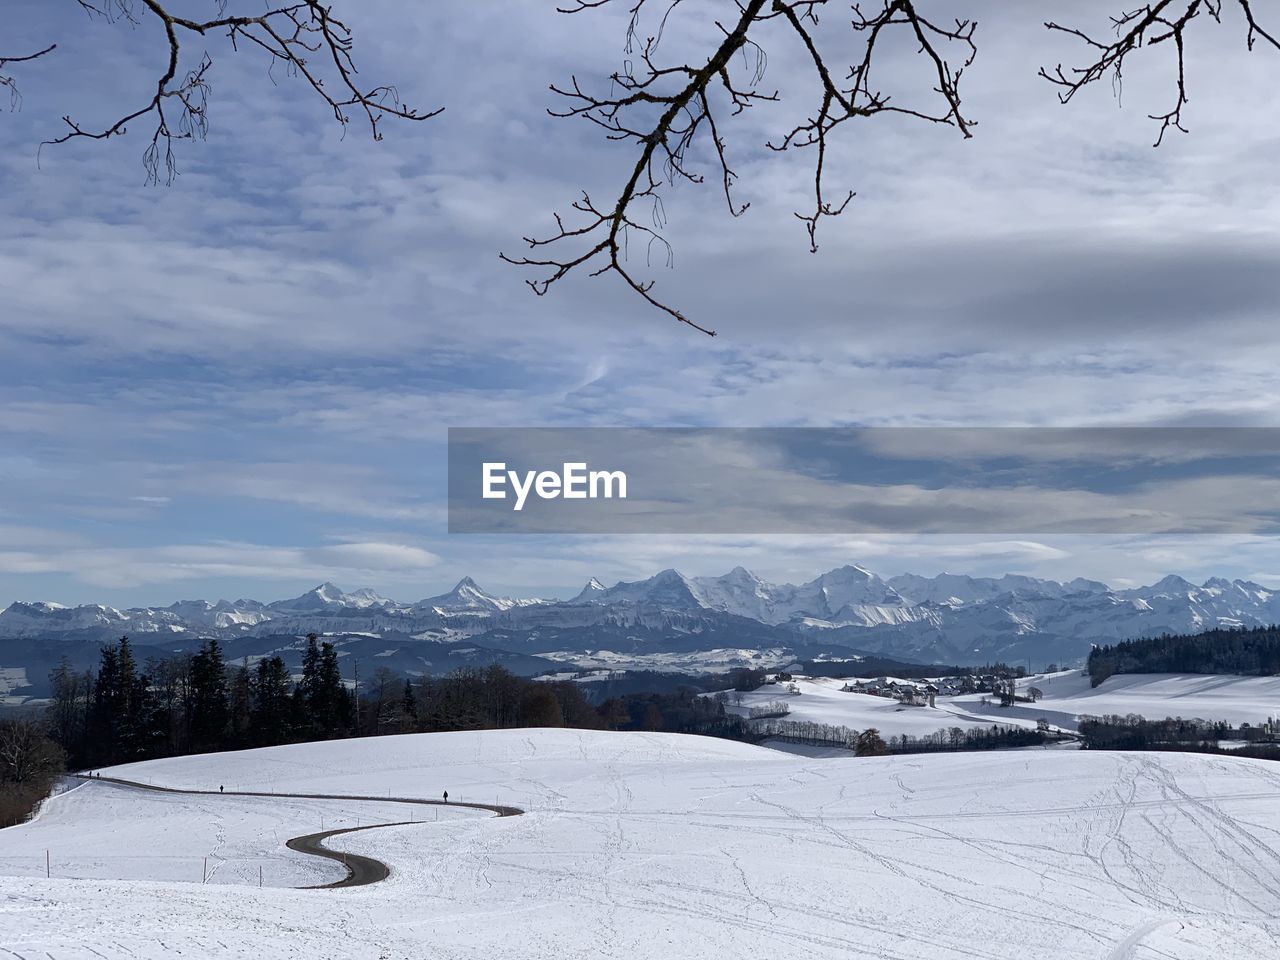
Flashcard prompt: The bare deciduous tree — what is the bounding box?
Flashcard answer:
[0,716,64,784]
[4,1,437,184]
[503,0,1280,333]
[6,3,1279,332]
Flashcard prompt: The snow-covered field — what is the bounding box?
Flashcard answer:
[3,729,1280,959]
[722,672,1280,742]
[0,778,479,886]
[0,667,32,706]
[721,676,1034,738]
[954,671,1280,734]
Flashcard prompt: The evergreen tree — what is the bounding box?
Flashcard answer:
[86,639,122,765]
[296,633,322,735]
[252,656,294,746]
[295,635,349,738]
[315,641,349,737]
[114,636,148,760]
[187,640,230,752]
[228,660,253,747]
[401,680,418,732]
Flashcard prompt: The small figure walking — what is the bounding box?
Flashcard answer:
[442,790,449,803]
[219,785,224,794]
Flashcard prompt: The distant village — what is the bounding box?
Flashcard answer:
[761,671,1042,709]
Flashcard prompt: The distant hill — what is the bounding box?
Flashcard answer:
[1087,626,1280,686]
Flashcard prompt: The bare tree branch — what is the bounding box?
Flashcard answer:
[1041,0,1280,147]
[0,44,57,112]
[13,3,1280,334]
[503,0,977,334]
[32,1,439,184]
[769,1,975,252]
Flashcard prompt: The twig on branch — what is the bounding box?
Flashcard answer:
[38,1,438,184]
[1,44,57,112]
[769,0,975,251]
[504,0,977,333]
[1040,0,1280,147]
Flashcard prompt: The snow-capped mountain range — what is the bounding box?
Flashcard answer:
[3,566,1279,672]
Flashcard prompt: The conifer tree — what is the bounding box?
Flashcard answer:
[401,680,419,732]
[187,640,230,752]
[252,656,294,746]
[87,639,122,765]
[228,660,253,747]
[315,641,349,738]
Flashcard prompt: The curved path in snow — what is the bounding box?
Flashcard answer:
[73,774,523,889]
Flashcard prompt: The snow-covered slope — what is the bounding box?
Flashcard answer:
[269,583,399,613]
[0,779,479,886]
[2,729,1278,959]
[414,576,541,614]
[723,672,1280,738]
[720,676,1034,738]
[575,563,922,626]
[947,670,1280,733]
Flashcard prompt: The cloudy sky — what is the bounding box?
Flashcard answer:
[3,0,1280,607]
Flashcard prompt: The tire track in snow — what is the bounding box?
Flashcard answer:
[74,774,523,889]
[1105,918,1177,960]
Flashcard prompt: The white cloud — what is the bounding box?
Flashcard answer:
[4,0,1280,604]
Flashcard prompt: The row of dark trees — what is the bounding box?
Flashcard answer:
[887,725,1047,755]
[1077,713,1280,762]
[51,634,359,769]
[1079,714,1225,749]
[40,633,1071,782]
[46,635,762,770]
[746,717,1046,755]
[1088,626,1280,687]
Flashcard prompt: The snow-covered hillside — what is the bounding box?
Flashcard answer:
[2,729,1279,958]
[0,779,479,886]
[972,670,1280,733]
[724,672,1280,740]
[719,676,1039,738]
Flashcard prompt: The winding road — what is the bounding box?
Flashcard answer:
[73,774,524,889]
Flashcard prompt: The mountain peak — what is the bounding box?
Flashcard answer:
[417,577,516,613]
[1149,574,1194,595]
[829,563,875,579]
[653,568,688,581]
[571,577,609,603]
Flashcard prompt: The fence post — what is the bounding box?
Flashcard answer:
[202,857,207,883]
[46,850,50,879]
